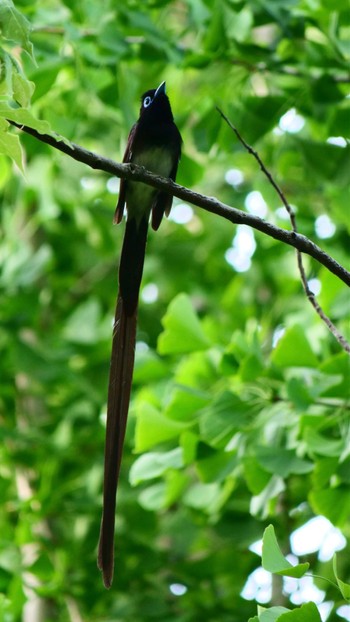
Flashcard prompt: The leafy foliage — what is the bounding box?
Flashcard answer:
[0,0,349,621]
[262,526,310,579]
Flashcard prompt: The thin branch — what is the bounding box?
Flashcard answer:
[65,597,84,622]
[31,26,143,44]
[9,120,350,291]
[216,107,350,353]
[230,59,350,84]
[32,26,95,35]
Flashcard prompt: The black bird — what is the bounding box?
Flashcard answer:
[98,81,182,588]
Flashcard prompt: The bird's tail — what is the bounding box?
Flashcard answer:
[98,216,148,588]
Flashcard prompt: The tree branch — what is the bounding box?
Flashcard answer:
[216,107,350,353]
[9,121,350,291]
[230,59,350,83]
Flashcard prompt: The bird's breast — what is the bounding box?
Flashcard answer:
[132,146,173,178]
[126,147,173,222]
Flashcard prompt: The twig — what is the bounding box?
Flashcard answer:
[230,59,350,84]
[216,107,350,353]
[65,597,84,622]
[8,120,350,291]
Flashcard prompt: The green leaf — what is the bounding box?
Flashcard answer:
[262,525,309,578]
[319,268,349,314]
[199,391,250,448]
[138,483,167,511]
[0,0,34,58]
[0,595,13,619]
[243,457,271,495]
[226,7,253,43]
[133,348,169,384]
[240,353,264,382]
[129,448,183,485]
[164,386,209,422]
[192,109,222,154]
[322,0,349,9]
[30,59,67,102]
[138,470,187,511]
[251,476,285,519]
[277,602,322,621]
[0,50,14,98]
[286,370,342,403]
[203,0,226,52]
[227,96,289,144]
[183,480,235,514]
[271,325,318,368]
[338,458,350,484]
[329,103,350,137]
[28,552,54,581]
[312,458,339,489]
[333,554,350,600]
[63,299,102,344]
[12,73,35,107]
[175,351,216,388]
[0,154,10,187]
[309,487,350,527]
[158,293,210,355]
[164,469,188,506]
[319,352,350,398]
[304,428,345,457]
[0,103,52,134]
[135,403,193,452]
[259,608,290,622]
[180,431,198,464]
[195,447,237,483]
[255,447,314,478]
[0,116,23,169]
[298,139,350,185]
[183,482,219,510]
[287,377,313,410]
[176,152,204,186]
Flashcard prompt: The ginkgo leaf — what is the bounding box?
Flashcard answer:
[158,293,210,354]
[262,525,309,578]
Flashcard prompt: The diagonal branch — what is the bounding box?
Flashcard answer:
[216,107,350,353]
[9,120,350,291]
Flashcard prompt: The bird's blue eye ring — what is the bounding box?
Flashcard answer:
[143,96,152,108]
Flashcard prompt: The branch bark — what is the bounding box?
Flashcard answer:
[215,108,350,353]
[10,121,350,291]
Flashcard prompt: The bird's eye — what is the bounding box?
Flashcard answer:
[143,96,152,108]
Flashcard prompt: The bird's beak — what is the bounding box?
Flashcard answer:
[155,81,166,97]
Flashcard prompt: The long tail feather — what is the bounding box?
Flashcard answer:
[98,216,148,588]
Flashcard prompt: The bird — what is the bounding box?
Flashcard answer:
[97,81,182,588]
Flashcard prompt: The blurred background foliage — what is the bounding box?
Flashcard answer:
[0,0,349,620]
